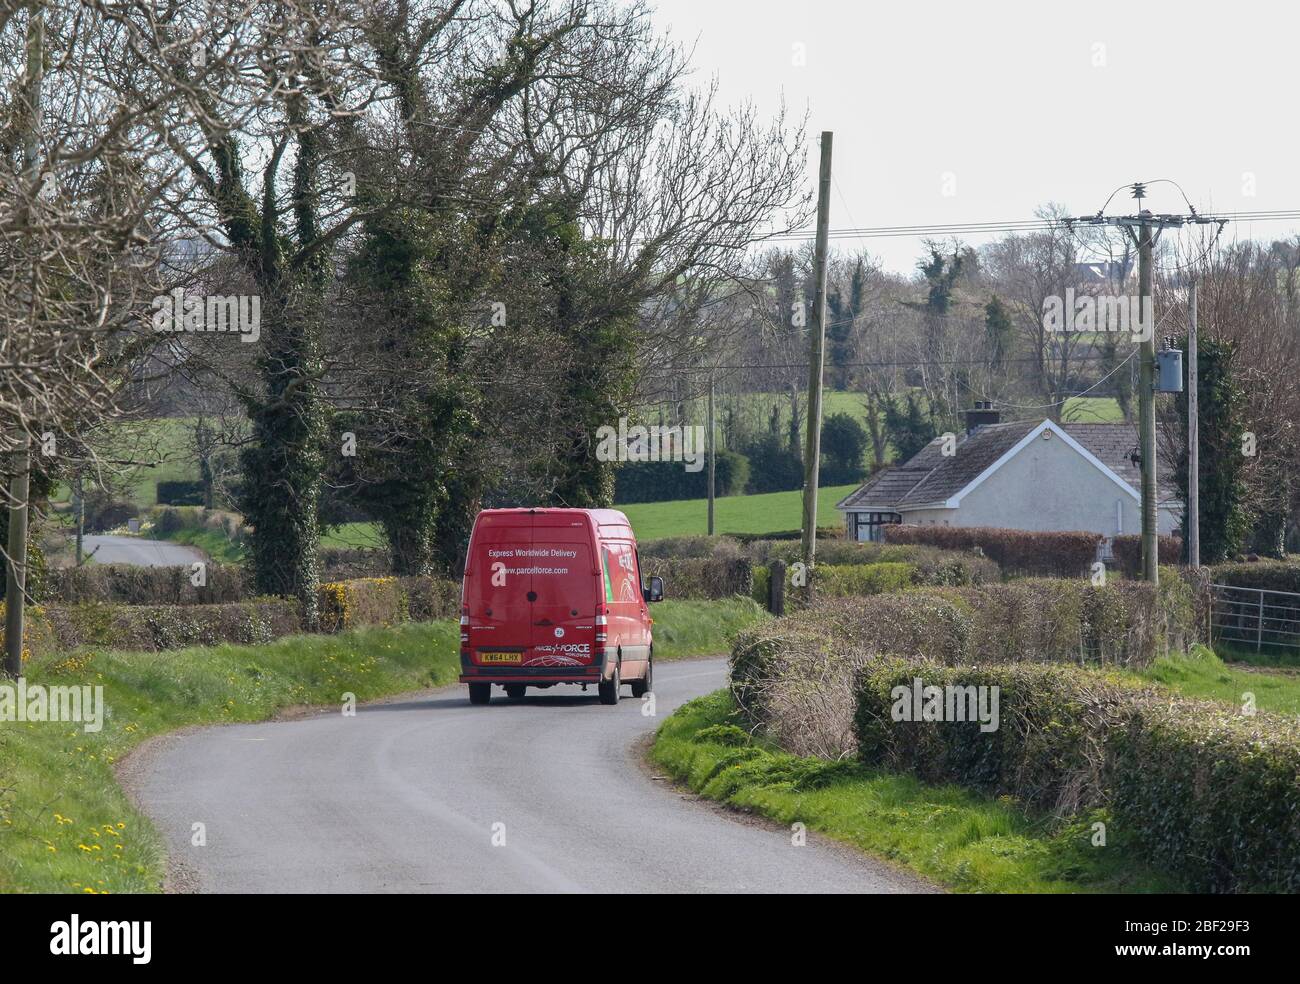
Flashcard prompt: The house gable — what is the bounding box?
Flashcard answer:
[943,420,1139,509]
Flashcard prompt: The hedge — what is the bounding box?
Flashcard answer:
[396,576,461,621]
[156,480,205,506]
[1111,534,1182,578]
[884,526,1102,578]
[37,599,304,656]
[730,574,1204,758]
[44,563,249,606]
[20,576,462,661]
[853,659,1300,892]
[319,576,409,633]
[746,538,1001,586]
[1210,560,1300,595]
[613,450,749,504]
[638,535,745,560]
[810,562,917,598]
[638,557,753,600]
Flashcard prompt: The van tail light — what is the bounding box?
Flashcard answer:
[594,604,607,653]
[460,606,469,647]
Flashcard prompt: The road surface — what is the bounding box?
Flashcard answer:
[132,658,928,893]
[81,535,205,567]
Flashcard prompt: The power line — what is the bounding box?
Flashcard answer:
[758,207,1300,244]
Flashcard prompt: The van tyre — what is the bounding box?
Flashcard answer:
[598,666,620,705]
[630,654,653,699]
[468,683,491,705]
[505,684,526,700]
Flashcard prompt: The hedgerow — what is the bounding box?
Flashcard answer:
[853,660,1300,892]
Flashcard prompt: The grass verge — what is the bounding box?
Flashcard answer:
[651,598,769,660]
[1138,644,1300,715]
[0,621,461,894]
[147,526,245,564]
[651,690,1185,894]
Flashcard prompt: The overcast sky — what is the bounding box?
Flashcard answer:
[645,0,1300,274]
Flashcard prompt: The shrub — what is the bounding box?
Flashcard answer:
[613,450,749,504]
[884,526,1102,578]
[740,433,803,493]
[44,564,250,606]
[638,557,753,600]
[156,480,205,506]
[397,576,461,621]
[751,565,771,608]
[1111,534,1182,577]
[811,562,917,598]
[318,577,407,633]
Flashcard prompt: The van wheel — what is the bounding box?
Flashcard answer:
[630,655,653,699]
[468,683,491,705]
[505,684,526,700]
[598,666,620,705]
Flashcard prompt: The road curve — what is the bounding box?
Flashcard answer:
[132,658,929,894]
[81,534,206,567]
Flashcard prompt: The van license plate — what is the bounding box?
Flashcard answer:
[479,652,521,664]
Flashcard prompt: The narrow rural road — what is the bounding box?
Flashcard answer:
[133,658,928,894]
[80,534,205,567]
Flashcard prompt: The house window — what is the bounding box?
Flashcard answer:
[853,511,901,542]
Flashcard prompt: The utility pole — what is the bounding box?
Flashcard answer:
[1187,280,1200,568]
[1066,183,1226,584]
[706,373,716,536]
[1136,211,1158,583]
[800,130,833,570]
[5,2,43,679]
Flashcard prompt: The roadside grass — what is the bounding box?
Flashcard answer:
[621,483,858,541]
[0,621,462,894]
[146,526,245,564]
[1137,645,1300,716]
[651,598,769,660]
[652,690,1185,894]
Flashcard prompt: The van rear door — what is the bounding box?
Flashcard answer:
[464,513,534,660]
[526,515,598,668]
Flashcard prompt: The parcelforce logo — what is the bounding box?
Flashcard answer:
[50,915,151,964]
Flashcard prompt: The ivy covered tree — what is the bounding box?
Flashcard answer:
[1167,334,1250,563]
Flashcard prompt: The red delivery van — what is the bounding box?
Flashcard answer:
[458,508,664,706]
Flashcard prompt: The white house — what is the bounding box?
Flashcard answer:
[836,406,1182,547]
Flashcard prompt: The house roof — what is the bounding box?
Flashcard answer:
[836,419,1177,513]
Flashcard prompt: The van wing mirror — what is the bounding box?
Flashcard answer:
[644,576,664,603]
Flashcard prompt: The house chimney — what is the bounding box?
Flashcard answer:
[963,400,1001,435]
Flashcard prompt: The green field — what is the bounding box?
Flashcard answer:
[621,483,857,541]
[317,485,860,547]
